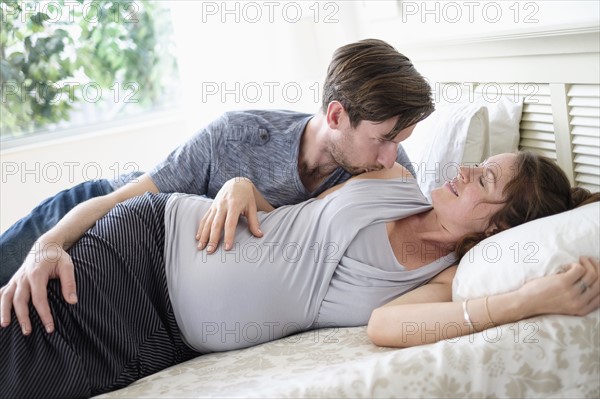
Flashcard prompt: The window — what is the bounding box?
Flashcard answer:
[0,0,179,144]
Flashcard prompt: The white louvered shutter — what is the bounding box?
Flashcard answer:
[517,84,557,160]
[568,84,600,192]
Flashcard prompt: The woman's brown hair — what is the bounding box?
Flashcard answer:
[456,151,600,259]
[322,38,434,139]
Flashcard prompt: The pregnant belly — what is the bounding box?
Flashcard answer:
[163,194,327,353]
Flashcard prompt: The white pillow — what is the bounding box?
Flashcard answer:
[403,102,489,201]
[452,202,600,301]
[473,92,523,156]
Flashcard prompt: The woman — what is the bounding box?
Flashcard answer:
[0,151,598,398]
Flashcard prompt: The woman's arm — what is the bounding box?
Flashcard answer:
[368,256,600,348]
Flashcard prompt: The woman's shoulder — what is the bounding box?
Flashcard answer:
[317,163,415,199]
[353,163,414,182]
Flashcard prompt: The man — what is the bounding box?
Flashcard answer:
[0,38,433,334]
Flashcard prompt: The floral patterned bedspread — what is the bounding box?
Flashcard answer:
[98,312,599,398]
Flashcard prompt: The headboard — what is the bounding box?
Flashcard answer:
[399,24,600,193]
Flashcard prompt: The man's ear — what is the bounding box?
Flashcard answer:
[326,101,345,129]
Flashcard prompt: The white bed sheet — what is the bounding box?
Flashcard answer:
[98,311,599,398]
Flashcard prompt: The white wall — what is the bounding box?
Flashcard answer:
[354,0,599,45]
[169,0,362,132]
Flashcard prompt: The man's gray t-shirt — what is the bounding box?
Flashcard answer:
[150,109,416,207]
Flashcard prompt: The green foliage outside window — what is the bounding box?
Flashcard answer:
[0,0,178,139]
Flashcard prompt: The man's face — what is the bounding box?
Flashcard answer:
[329,116,416,175]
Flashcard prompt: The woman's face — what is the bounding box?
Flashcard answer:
[430,153,519,237]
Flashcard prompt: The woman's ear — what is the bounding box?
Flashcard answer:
[484,223,500,236]
[485,220,513,238]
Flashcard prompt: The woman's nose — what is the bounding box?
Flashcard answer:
[458,165,469,182]
[458,165,480,182]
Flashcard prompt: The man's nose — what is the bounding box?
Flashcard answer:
[377,143,398,169]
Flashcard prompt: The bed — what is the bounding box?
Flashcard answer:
[98,26,600,398]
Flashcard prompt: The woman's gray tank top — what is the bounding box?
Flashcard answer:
[164,177,456,353]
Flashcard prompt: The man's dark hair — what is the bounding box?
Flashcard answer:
[322,38,434,138]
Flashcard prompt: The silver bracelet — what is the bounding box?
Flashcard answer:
[462,299,473,329]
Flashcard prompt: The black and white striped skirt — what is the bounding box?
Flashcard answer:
[0,193,200,399]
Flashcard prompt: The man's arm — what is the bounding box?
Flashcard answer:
[1,113,227,335]
[197,177,274,253]
[48,174,158,251]
[0,174,159,335]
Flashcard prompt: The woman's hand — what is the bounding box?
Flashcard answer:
[0,239,77,335]
[196,177,265,254]
[518,256,600,318]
